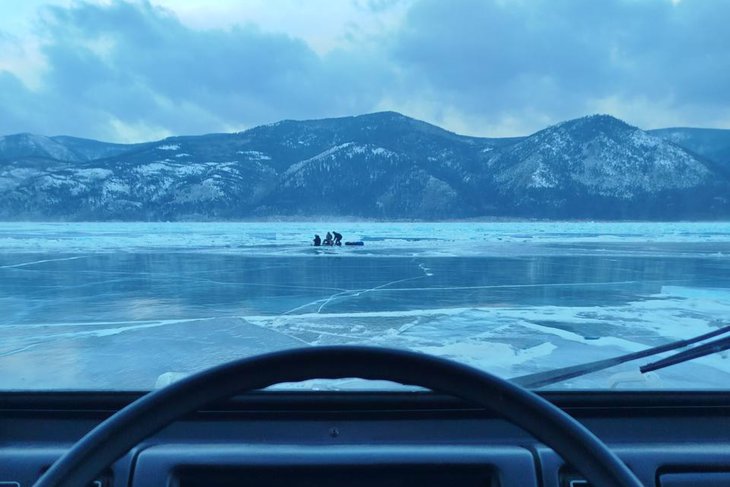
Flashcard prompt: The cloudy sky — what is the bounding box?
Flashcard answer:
[1,0,728,142]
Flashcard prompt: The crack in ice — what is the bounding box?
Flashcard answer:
[0,256,86,269]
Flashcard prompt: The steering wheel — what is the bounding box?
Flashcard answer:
[35,346,643,487]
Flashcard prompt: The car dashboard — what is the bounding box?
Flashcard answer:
[1,391,730,487]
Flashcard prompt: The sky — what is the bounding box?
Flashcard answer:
[1,0,729,142]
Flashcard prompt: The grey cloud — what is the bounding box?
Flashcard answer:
[389,0,730,131]
[1,0,729,141]
[0,72,37,131]
[1,1,394,141]
[361,0,407,13]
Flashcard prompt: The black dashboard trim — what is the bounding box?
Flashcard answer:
[2,391,729,487]
[1,391,730,418]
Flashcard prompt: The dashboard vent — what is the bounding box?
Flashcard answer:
[659,472,730,486]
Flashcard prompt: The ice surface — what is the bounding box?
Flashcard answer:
[1,222,730,391]
[1,221,730,256]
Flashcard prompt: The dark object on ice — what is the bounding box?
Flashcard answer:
[323,232,333,246]
[313,234,321,246]
[332,231,343,246]
[345,241,364,246]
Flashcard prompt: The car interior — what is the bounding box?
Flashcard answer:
[1,345,728,487]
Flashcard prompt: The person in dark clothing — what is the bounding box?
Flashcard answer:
[323,232,333,246]
[313,234,321,246]
[332,231,342,246]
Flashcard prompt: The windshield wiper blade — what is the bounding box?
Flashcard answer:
[512,324,730,389]
[639,335,730,373]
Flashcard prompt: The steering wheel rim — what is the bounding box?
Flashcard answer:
[34,346,643,487]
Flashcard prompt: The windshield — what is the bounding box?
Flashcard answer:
[1,1,729,392]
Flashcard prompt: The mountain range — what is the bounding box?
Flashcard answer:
[1,112,729,220]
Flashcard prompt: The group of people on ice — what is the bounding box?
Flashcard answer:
[313,231,342,246]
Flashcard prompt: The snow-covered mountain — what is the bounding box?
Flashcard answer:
[0,133,139,162]
[0,112,727,220]
[650,127,730,176]
[478,115,724,218]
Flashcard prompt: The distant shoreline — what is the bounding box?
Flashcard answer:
[2,217,730,224]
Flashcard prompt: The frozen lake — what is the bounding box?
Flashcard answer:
[2,221,730,390]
